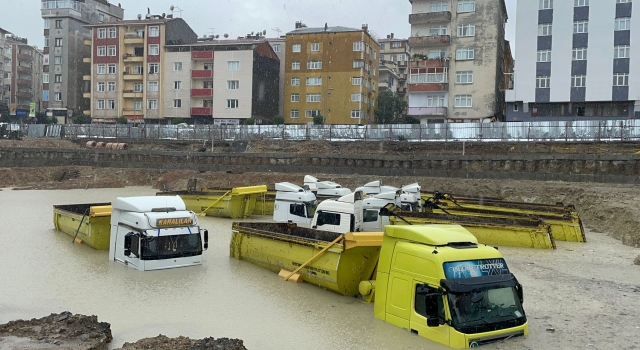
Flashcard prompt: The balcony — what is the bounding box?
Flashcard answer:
[84,39,92,46]
[407,107,448,117]
[192,70,213,79]
[123,90,144,98]
[83,57,91,63]
[124,37,144,45]
[123,54,144,62]
[408,35,450,48]
[83,75,91,81]
[191,107,213,116]
[83,92,91,98]
[192,51,214,60]
[123,73,143,81]
[15,91,33,99]
[191,89,213,97]
[17,53,33,62]
[378,82,389,90]
[83,110,91,116]
[409,11,451,25]
[398,61,408,67]
[16,79,31,86]
[408,83,449,92]
[16,66,32,74]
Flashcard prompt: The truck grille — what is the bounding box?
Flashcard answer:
[469,330,524,347]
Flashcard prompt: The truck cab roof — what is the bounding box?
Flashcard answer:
[385,224,478,246]
[113,196,186,213]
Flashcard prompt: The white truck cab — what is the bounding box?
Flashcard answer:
[311,191,364,233]
[304,175,351,198]
[273,182,318,225]
[109,196,208,271]
[355,180,400,196]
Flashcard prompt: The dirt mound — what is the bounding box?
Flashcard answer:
[116,335,246,350]
[0,312,112,349]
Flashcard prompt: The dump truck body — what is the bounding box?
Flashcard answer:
[53,203,112,250]
[156,185,267,218]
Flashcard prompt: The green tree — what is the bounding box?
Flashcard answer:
[244,118,256,125]
[171,118,185,125]
[272,115,284,125]
[74,114,91,124]
[0,103,9,122]
[116,117,129,125]
[404,116,420,124]
[313,115,324,125]
[375,91,407,124]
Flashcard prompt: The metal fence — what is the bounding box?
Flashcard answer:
[16,120,640,142]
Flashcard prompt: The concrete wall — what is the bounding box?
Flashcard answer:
[2,147,639,184]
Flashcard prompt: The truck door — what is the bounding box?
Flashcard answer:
[122,232,141,270]
[411,282,449,347]
[363,209,381,231]
[313,211,340,232]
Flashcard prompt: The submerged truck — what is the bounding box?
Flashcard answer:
[230,223,527,348]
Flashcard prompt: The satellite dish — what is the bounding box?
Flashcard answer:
[224,33,229,38]
[251,31,254,35]
[162,13,166,18]
[215,35,219,39]
[263,30,266,35]
[170,5,174,11]
[137,14,142,20]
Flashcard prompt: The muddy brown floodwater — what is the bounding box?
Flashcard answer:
[0,187,639,350]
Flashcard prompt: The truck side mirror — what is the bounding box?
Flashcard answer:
[516,283,524,305]
[203,229,209,250]
[427,316,440,327]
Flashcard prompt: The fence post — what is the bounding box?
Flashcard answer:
[527,123,531,141]
[419,124,422,142]
[445,123,449,142]
[501,123,505,141]
[597,122,601,141]
[565,122,568,142]
[620,121,624,141]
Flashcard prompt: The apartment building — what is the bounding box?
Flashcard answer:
[3,36,44,117]
[408,0,508,123]
[379,35,411,101]
[83,17,197,123]
[506,0,639,121]
[268,37,287,117]
[284,23,380,125]
[163,37,280,124]
[41,0,124,118]
[0,27,12,108]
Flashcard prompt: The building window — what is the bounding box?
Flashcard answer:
[273,44,281,52]
[44,37,49,47]
[615,18,631,31]
[306,94,322,102]
[149,27,159,37]
[173,99,182,108]
[98,28,106,39]
[311,43,320,52]
[174,62,182,71]
[134,65,143,74]
[109,28,116,38]
[97,82,105,92]
[290,110,299,118]
[373,50,377,60]
[427,94,446,107]
[350,110,361,119]
[352,77,362,85]
[539,0,553,9]
[616,0,631,2]
[291,77,300,86]
[134,83,143,92]
[457,24,475,37]
[351,93,361,102]
[43,73,49,84]
[458,0,475,13]
[613,73,629,86]
[44,19,50,29]
[353,60,364,68]
[97,64,106,74]
[98,13,105,22]
[454,95,473,107]
[429,25,447,36]
[54,38,62,47]
[574,21,588,34]
[305,110,320,119]
[53,92,62,101]
[292,44,301,52]
[107,46,116,56]
[307,61,322,69]
[148,81,158,92]
[428,49,446,59]
[353,41,364,51]
[291,93,300,102]
[292,61,301,70]
[149,44,159,55]
[536,76,551,88]
[574,0,588,6]
[456,47,474,60]
[227,99,239,109]
[537,50,552,62]
[227,61,240,71]
[431,2,448,12]
[147,99,158,110]
[97,99,105,109]
[54,74,62,83]
[107,100,115,109]
[174,81,181,90]
[97,46,106,56]
[572,75,586,87]
[107,82,116,91]
[306,77,322,86]
[54,56,62,65]
[148,63,159,74]
[227,80,239,90]
[133,100,142,110]
[456,71,474,84]
[572,47,587,60]
[107,64,116,74]
[538,24,553,36]
[614,45,630,59]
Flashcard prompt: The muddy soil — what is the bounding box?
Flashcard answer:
[116,335,247,350]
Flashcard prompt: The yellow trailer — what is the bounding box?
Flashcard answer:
[53,203,112,250]
[157,185,268,219]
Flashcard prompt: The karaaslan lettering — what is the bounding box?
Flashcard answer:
[157,217,193,227]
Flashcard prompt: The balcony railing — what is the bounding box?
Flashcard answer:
[191,88,213,97]
[409,11,452,25]
[17,79,32,86]
[192,70,213,79]
[17,66,33,73]
[192,51,214,60]
[41,0,82,10]
[17,53,34,61]
[191,107,213,116]
[408,35,451,47]
[408,83,449,92]
[15,91,33,99]
[407,107,448,117]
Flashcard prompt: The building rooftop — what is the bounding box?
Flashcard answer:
[287,26,362,35]
[167,38,269,47]
[84,17,176,27]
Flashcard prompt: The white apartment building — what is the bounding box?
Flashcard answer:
[408,0,508,123]
[506,0,639,121]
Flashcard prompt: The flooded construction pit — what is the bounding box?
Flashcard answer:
[1,187,639,350]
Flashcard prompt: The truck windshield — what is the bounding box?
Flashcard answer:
[448,286,526,334]
[140,234,202,260]
[305,201,317,218]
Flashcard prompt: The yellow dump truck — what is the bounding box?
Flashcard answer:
[230,223,528,348]
[156,185,268,218]
[53,203,112,250]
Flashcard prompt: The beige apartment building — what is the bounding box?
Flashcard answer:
[2,36,44,117]
[83,17,197,123]
[379,35,411,102]
[0,27,11,108]
[408,0,508,122]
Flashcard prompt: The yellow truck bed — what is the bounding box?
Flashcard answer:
[52,203,112,250]
[157,185,268,218]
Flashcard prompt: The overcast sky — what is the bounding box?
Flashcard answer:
[4,0,516,51]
